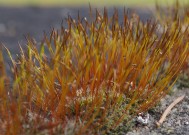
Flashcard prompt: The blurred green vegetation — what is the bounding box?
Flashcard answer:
[0,0,188,7]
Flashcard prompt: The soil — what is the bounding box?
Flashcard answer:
[126,88,189,135]
[0,6,188,135]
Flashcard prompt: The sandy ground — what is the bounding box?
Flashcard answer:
[126,88,189,135]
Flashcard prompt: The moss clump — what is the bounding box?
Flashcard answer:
[0,5,189,134]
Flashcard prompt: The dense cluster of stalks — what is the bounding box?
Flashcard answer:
[0,4,189,135]
[156,1,189,74]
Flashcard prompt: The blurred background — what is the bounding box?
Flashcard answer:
[0,0,188,72]
[0,0,189,7]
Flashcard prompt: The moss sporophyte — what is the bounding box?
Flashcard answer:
[0,4,189,134]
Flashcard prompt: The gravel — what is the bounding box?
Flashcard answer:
[126,88,189,135]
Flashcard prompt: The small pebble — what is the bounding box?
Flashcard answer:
[175,120,181,126]
[171,108,177,114]
[144,126,149,130]
[165,122,172,127]
[167,129,174,134]
[184,121,189,125]
[183,105,189,110]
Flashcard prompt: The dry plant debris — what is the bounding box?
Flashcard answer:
[156,95,185,127]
